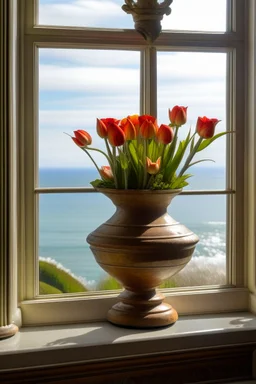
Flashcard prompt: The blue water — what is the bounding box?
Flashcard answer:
[38,167,226,286]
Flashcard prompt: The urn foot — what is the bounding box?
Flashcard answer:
[107,289,178,328]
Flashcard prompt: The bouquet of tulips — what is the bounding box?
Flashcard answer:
[70,106,227,190]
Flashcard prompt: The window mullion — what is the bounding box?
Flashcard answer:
[142,46,157,116]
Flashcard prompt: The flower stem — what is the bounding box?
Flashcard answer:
[112,146,118,188]
[178,137,203,177]
[82,148,101,175]
[87,147,112,165]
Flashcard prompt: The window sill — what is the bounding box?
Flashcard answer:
[1,312,256,372]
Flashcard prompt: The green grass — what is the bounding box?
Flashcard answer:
[39,260,88,294]
[159,279,177,288]
[96,276,122,290]
[39,259,177,294]
[39,281,63,294]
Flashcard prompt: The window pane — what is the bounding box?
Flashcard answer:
[38,192,226,295]
[38,0,134,28]
[157,51,227,190]
[167,194,227,287]
[38,192,115,294]
[38,0,227,32]
[162,0,227,32]
[38,48,140,187]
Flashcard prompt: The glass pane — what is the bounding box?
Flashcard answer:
[38,0,227,32]
[167,194,227,287]
[157,51,227,190]
[38,0,134,28]
[38,192,226,294]
[162,0,227,32]
[38,192,115,294]
[38,48,140,187]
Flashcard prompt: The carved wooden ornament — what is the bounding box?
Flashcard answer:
[122,0,173,42]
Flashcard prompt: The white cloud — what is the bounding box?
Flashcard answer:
[39,48,140,68]
[162,0,226,32]
[39,0,132,28]
[39,64,140,93]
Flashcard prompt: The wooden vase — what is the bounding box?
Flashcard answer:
[87,189,199,328]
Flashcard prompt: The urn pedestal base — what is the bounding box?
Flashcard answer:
[107,289,178,328]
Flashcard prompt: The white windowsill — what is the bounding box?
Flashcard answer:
[1,312,256,371]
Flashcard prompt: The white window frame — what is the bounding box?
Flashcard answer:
[6,0,255,327]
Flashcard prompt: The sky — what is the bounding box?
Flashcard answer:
[38,0,227,169]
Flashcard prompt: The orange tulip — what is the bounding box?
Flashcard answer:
[107,123,125,147]
[146,157,161,175]
[169,106,187,126]
[196,116,220,139]
[157,124,174,144]
[127,114,140,133]
[96,118,108,138]
[120,118,137,140]
[99,166,114,181]
[72,129,92,147]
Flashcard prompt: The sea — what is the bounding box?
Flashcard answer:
[38,167,227,288]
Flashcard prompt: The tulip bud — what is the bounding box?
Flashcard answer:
[140,120,158,139]
[169,106,188,126]
[96,118,108,138]
[120,118,137,140]
[146,157,161,175]
[99,166,114,181]
[157,124,174,144]
[196,116,220,139]
[107,123,126,147]
[72,129,92,147]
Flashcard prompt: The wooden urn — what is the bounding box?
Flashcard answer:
[87,189,199,328]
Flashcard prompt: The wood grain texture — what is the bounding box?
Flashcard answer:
[87,189,198,328]
[0,344,255,383]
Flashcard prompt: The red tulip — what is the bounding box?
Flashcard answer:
[96,118,108,138]
[146,157,161,175]
[72,129,92,147]
[99,166,114,181]
[157,124,174,144]
[139,114,158,127]
[196,116,220,139]
[169,106,187,126]
[107,123,125,147]
[101,118,120,129]
[120,118,137,140]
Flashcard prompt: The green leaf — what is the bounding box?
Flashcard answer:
[187,158,215,169]
[164,130,191,182]
[128,142,139,166]
[197,131,231,152]
[118,150,129,170]
[190,135,195,153]
[90,179,115,189]
[169,174,192,189]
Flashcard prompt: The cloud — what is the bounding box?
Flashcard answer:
[39,64,140,93]
[39,0,132,28]
[39,49,140,68]
[162,0,226,32]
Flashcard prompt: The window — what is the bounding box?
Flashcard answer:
[6,0,253,326]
